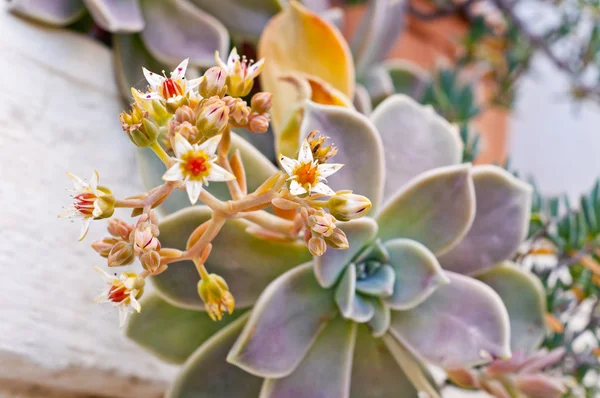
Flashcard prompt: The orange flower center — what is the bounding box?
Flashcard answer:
[161,78,183,99]
[180,150,212,181]
[73,192,97,216]
[108,285,128,303]
[294,162,319,186]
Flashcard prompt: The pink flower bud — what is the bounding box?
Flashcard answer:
[251,92,272,113]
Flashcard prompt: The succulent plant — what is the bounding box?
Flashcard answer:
[126,93,546,396]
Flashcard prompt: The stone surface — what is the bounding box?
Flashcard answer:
[0,7,177,398]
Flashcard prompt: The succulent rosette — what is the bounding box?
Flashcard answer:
[127,94,546,397]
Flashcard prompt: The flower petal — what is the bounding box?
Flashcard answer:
[311,181,336,196]
[126,294,247,364]
[383,239,449,310]
[83,0,144,33]
[389,271,511,368]
[297,139,313,164]
[227,263,337,378]
[289,179,307,196]
[350,325,434,398]
[139,133,278,215]
[278,155,297,176]
[185,180,203,205]
[142,66,165,90]
[89,170,100,193]
[314,218,378,288]
[477,263,547,354]
[170,58,189,80]
[207,162,235,182]
[162,162,184,182]
[78,218,92,241]
[140,0,229,67]
[173,133,193,158]
[438,165,533,275]
[152,206,311,309]
[350,0,406,75]
[259,1,354,136]
[167,314,263,397]
[198,133,222,155]
[355,264,395,298]
[318,162,344,178]
[370,95,463,202]
[8,0,85,26]
[299,101,385,211]
[260,318,356,398]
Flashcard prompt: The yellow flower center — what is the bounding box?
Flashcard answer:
[180,150,212,181]
[294,162,319,187]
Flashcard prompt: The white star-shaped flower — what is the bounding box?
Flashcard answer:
[141,59,201,104]
[279,139,343,196]
[215,48,265,97]
[162,134,235,205]
[94,267,145,327]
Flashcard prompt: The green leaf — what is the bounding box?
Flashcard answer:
[168,313,263,398]
[227,263,338,378]
[476,263,546,354]
[376,164,475,256]
[260,318,356,398]
[127,293,247,364]
[153,206,310,310]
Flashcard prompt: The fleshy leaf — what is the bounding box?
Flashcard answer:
[383,239,449,310]
[355,264,395,297]
[362,66,394,105]
[389,271,511,368]
[335,263,356,318]
[8,0,85,26]
[382,333,442,398]
[137,133,278,215]
[349,293,375,323]
[126,293,246,364]
[370,95,463,201]
[298,101,385,211]
[227,263,338,378]
[350,0,406,75]
[376,164,475,256]
[153,206,310,310]
[168,314,263,398]
[260,318,356,398]
[140,0,229,67]
[385,59,429,101]
[84,0,144,33]
[350,325,422,398]
[439,165,533,275]
[190,0,279,38]
[314,218,378,288]
[258,0,354,139]
[367,298,391,337]
[353,84,372,115]
[113,33,168,101]
[477,263,547,354]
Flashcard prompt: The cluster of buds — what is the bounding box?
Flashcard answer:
[447,348,568,398]
[92,211,164,275]
[275,132,372,256]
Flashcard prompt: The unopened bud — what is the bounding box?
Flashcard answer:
[324,227,349,250]
[515,374,566,398]
[195,97,229,138]
[174,105,195,124]
[140,250,161,273]
[165,94,190,114]
[92,237,119,257]
[307,211,336,237]
[199,67,227,98]
[328,193,372,221]
[251,92,272,113]
[224,97,250,127]
[308,236,327,256]
[133,224,160,255]
[249,113,269,133]
[119,104,160,147]
[108,241,135,267]
[446,368,480,389]
[107,219,134,241]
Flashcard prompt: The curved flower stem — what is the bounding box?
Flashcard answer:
[114,182,176,212]
[184,216,227,260]
[149,141,172,167]
[240,211,296,236]
[217,127,245,200]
